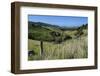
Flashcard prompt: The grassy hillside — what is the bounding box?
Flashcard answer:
[28,21,72,42]
[28,21,88,60]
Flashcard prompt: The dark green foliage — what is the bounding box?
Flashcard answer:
[50,31,61,37]
[77,24,88,31]
[63,35,72,40]
[74,24,88,38]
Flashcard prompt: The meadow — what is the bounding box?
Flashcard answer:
[28,22,88,60]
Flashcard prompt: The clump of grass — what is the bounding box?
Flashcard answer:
[43,36,88,60]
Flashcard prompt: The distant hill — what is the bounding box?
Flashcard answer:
[28,21,61,29]
[29,21,87,31]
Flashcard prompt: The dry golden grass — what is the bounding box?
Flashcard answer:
[28,35,88,60]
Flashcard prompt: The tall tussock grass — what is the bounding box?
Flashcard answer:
[28,36,88,60]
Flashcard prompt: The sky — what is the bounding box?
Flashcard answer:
[28,15,88,27]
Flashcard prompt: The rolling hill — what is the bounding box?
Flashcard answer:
[28,21,88,60]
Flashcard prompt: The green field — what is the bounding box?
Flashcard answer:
[28,21,88,60]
